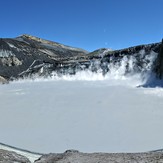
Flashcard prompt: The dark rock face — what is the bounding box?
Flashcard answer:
[0,34,88,81]
[0,34,163,82]
[155,39,163,79]
[0,149,30,163]
[35,150,163,163]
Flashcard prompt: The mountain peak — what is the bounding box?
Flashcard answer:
[17,34,88,53]
[19,34,43,42]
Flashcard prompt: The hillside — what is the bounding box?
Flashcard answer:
[0,35,163,83]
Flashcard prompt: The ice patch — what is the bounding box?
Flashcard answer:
[0,50,14,57]
[7,43,17,49]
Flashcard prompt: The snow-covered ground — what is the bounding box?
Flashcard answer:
[0,73,163,154]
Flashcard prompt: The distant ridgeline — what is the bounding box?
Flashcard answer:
[0,34,163,83]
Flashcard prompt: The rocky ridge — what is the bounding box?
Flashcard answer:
[0,35,163,83]
[1,148,163,163]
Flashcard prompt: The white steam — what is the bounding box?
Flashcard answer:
[14,50,158,88]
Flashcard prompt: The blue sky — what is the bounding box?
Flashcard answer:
[0,0,163,51]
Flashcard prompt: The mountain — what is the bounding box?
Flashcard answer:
[0,34,88,82]
[0,34,163,83]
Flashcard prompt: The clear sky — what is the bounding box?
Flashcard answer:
[0,0,163,51]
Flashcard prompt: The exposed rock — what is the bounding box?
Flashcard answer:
[0,149,30,163]
[0,76,8,84]
[35,150,163,163]
[155,39,163,79]
[0,56,22,66]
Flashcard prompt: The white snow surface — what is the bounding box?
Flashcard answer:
[0,74,163,154]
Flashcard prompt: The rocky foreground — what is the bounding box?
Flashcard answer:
[35,150,163,163]
[1,149,163,163]
[0,149,30,163]
[0,34,163,83]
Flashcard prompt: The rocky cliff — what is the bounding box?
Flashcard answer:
[0,34,163,83]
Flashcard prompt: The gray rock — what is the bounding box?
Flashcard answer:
[0,149,30,163]
[35,150,163,163]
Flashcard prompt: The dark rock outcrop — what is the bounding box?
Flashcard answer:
[155,39,163,79]
[35,150,163,163]
[0,149,30,163]
[0,34,163,82]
